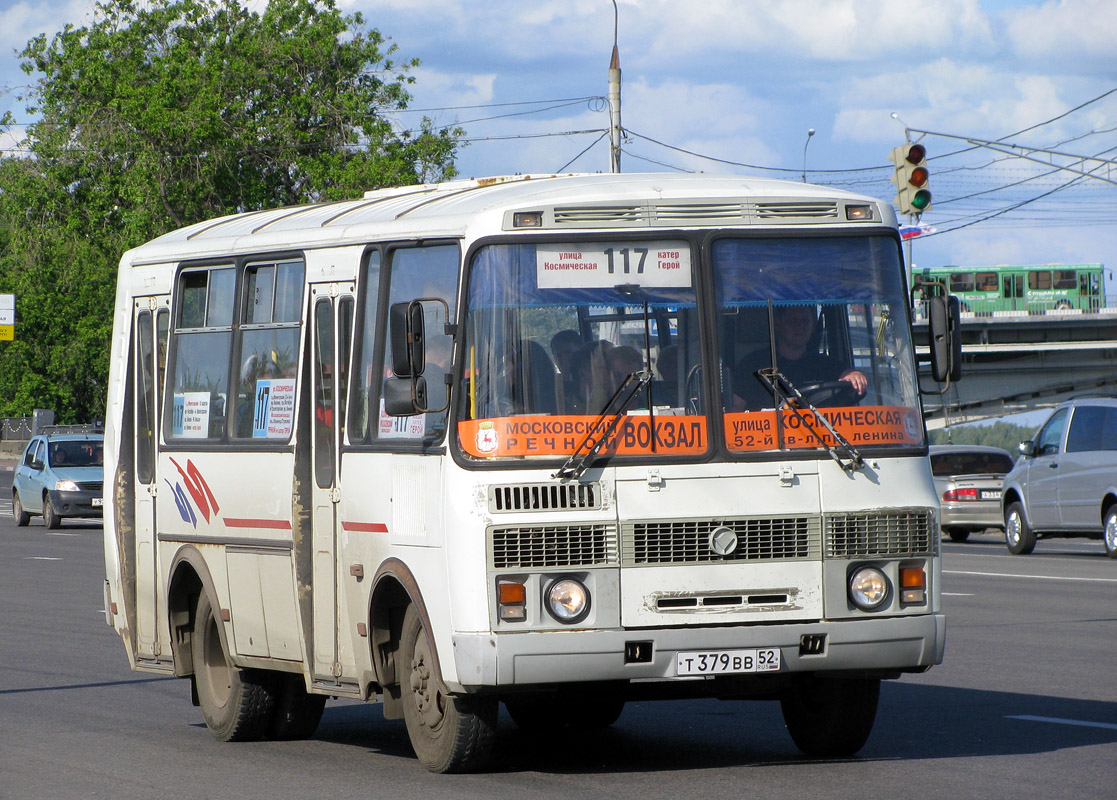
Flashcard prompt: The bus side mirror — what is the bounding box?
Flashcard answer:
[383,375,428,416]
[927,295,962,383]
[389,301,425,378]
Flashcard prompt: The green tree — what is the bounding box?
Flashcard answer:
[0,0,460,421]
[929,420,1042,452]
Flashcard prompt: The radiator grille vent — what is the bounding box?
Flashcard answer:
[622,516,821,566]
[826,510,936,558]
[491,524,617,569]
[488,483,600,513]
[755,201,839,219]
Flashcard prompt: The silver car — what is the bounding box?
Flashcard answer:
[1002,397,1117,557]
[930,444,1015,542]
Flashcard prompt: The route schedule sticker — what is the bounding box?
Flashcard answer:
[536,242,692,289]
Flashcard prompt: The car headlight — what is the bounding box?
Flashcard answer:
[849,566,890,610]
[545,578,590,624]
[55,479,80,492]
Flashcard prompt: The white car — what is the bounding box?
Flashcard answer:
[1001,397,1117,558]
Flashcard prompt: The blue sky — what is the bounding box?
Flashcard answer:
[2,0,1116,284]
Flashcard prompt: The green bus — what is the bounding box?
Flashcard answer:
[912,263,1105,314]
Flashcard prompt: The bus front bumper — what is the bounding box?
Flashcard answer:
[450,613,945,690]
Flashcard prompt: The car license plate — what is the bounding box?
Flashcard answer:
[676,648,780,676]
[92,497,103,507]
[981,490,1002,500]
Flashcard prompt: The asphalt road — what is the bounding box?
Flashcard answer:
[2,464,1114,800]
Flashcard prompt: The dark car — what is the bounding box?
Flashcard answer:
[929,444,1015,542]
[11,429,104,528]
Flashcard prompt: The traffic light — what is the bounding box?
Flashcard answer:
[890,143,932,216]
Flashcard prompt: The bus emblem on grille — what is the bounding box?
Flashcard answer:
[709,526,738,556]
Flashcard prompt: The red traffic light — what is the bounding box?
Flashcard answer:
[905,143,926,165]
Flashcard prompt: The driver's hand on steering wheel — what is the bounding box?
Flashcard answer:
[839,368,868,395]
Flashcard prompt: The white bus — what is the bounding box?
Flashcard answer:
[103,173,956,772]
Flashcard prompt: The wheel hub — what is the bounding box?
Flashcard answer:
[409,630,445,730]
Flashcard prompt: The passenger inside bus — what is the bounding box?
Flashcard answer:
[732,305,867,410]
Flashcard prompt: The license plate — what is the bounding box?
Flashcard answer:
[980,490,1002,500]
[676,648,781,676]
[92,497,103,507]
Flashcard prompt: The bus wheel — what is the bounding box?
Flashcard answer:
[12,492,30,527]
[400,604,496,773]
[267,674,326,740]
[43,496,62,529]
[1004,502,1037,555]
[780,675,879,757]
[504,689,625,731]
[192,592,276,741]
[1103,507,1117,559]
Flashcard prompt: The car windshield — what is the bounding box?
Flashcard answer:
[49,440,104,467]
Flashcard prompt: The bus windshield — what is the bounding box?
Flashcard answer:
[456,234,922,462]
[712,236,921,452]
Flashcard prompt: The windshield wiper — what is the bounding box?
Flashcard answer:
[554,368,653,481]
[754,367,864,473]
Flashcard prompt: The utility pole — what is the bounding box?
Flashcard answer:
[608,0,622,173]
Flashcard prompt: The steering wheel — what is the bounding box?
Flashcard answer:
[796,380,862,408]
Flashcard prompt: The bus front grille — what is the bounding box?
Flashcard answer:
[488,482,600,513]
[621,516,821,566]
[825,509,936,558]
[491,524,617,569]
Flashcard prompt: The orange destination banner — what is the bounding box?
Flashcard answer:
[458,414,709,458]
[724,405,923,451]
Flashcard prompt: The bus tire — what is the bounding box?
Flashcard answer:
[504,689,625,731]
[1004,502,1036,555]
[400,604,496,773]
[780,675,879,758]
[267,674,326,740]
[1103,506,1117,559]
[43,495,62,529]
[13,491,30,527]
[192,592,276,742]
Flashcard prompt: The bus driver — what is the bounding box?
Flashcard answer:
[733,304,867,410]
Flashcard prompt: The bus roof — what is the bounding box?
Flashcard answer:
[917,263,1103,273]
[120,172,895,266]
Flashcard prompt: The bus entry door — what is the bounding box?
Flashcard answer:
[133,299,169,660]
[309,285,354,681]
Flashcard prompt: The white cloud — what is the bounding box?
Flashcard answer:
[1003,0,1117,67]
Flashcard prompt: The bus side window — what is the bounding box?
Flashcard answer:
[168,267,234,441]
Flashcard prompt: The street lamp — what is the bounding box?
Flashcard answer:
[801,128,815,182]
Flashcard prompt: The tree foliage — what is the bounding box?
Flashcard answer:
[0,0,460,421]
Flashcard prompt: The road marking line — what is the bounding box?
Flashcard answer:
[24,556,62,561]
[1006,715,1117,731]
[942,592,975,596]
[945,569,1117,583]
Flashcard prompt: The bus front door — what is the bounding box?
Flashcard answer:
[1003,273,1024,312]
[133,299,169,660]
[309,286,354,681]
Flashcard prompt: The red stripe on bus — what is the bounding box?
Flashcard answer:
[223,518,293,530]
[342,521,389,533]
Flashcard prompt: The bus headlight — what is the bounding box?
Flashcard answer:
[545,578,590,624]
[848,566,889,610]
